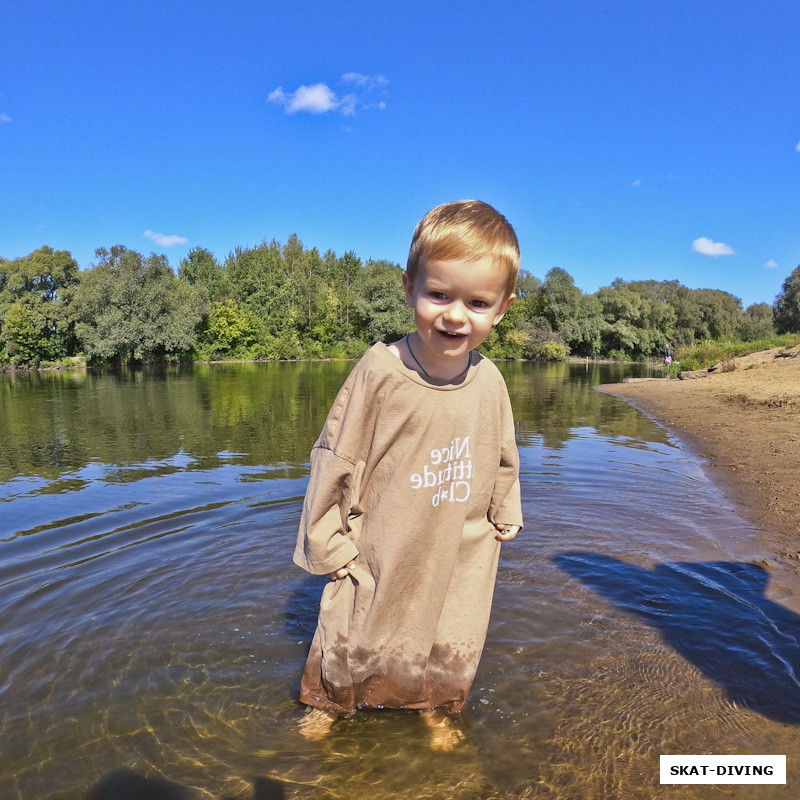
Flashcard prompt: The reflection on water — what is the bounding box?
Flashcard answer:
[1,360,799,799]
[0,361,355,484]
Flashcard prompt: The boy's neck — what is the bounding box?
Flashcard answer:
[402,333,472,384]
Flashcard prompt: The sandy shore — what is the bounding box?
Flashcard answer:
[598,344,800,559]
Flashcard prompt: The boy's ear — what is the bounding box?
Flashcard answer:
[402,271,414,307]
[492,294,515,326]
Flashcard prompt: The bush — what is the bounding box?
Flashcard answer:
[677,355,702,372]
[540,341,570,361]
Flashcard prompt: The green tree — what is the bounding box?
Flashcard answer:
[539,267,584,341]
[0,246,79,364]
[333,250,363,334]
[596,284,644,356]
[618,279,678,352]
[225,239,298,335]
[296,245,327,331]
[538,268,606,356]
[306,286,341,348]
[351,259,414,343]
[199,299,261,357]
[595,281,677,358]
[0,302,42,364]
[482,270,567,359]
[774,265,800,333]
[738,303,775,341]
[671,286,705,345]
[692,289,745,340]
[72,246,203,362]
[571,293,606,357]
[179,247,228,301]
[665,285,744,344]
[509,271,544,322]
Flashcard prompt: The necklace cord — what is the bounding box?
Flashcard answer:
[405,334,430,379]
[404,334,472,382]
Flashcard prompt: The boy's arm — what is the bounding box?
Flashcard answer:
[489,387,524,534]
[488,433,523,532]
[293,446,361,575]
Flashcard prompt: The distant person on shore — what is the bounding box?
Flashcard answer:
[292,200,523,750]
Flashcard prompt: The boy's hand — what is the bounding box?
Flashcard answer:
[329,560,357,581]
[494,524,520,542]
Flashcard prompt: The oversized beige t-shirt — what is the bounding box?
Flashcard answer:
[293,342,523,715]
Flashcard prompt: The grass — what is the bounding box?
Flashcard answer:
[671,333,800,373]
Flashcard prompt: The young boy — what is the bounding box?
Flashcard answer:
[293,200,523,749]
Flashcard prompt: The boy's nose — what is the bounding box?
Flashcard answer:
[443,302,468,324]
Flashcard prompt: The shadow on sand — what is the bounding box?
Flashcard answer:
[553,552,800,724]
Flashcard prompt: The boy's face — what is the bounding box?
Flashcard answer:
[403,255,515,365]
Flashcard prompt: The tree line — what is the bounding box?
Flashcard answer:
[2,237,799,368]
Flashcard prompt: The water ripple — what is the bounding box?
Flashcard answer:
[2,366,800,799]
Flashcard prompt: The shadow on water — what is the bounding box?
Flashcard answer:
[86,769,288,800]
[283,576,325,642]
[553,552,800,724]
[282,575,326,700]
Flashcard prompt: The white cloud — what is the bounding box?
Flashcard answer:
[0,113,11,123]
[337,93,358,117]
[143,230,188,248]
[269,83,340,115]
[764,259,780,269]
[692,237,735,257]
[341,72,370,86]
[268,74,388,117]
[631,179,642,187]
[796,140,800,153]
[342,73,389,90]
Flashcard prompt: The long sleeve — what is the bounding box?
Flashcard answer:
[488,432,523,528]
[293,445,362,575]
[488,380,524,529]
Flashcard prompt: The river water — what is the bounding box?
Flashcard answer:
[1,360,798,799]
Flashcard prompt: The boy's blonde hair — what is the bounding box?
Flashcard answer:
[406,200,520,295]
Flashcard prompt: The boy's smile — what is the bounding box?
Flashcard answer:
[402,255,514,380]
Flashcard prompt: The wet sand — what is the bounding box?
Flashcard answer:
[598,345,800,559]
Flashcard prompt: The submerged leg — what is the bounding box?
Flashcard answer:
[420,708,465,751]
[298,707,338,741]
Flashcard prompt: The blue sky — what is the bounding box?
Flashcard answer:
[1,0,798,309]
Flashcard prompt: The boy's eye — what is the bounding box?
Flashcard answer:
[470,299,489,309]
[429,291,447,300]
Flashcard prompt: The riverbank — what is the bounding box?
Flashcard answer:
[598,344,800,559]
